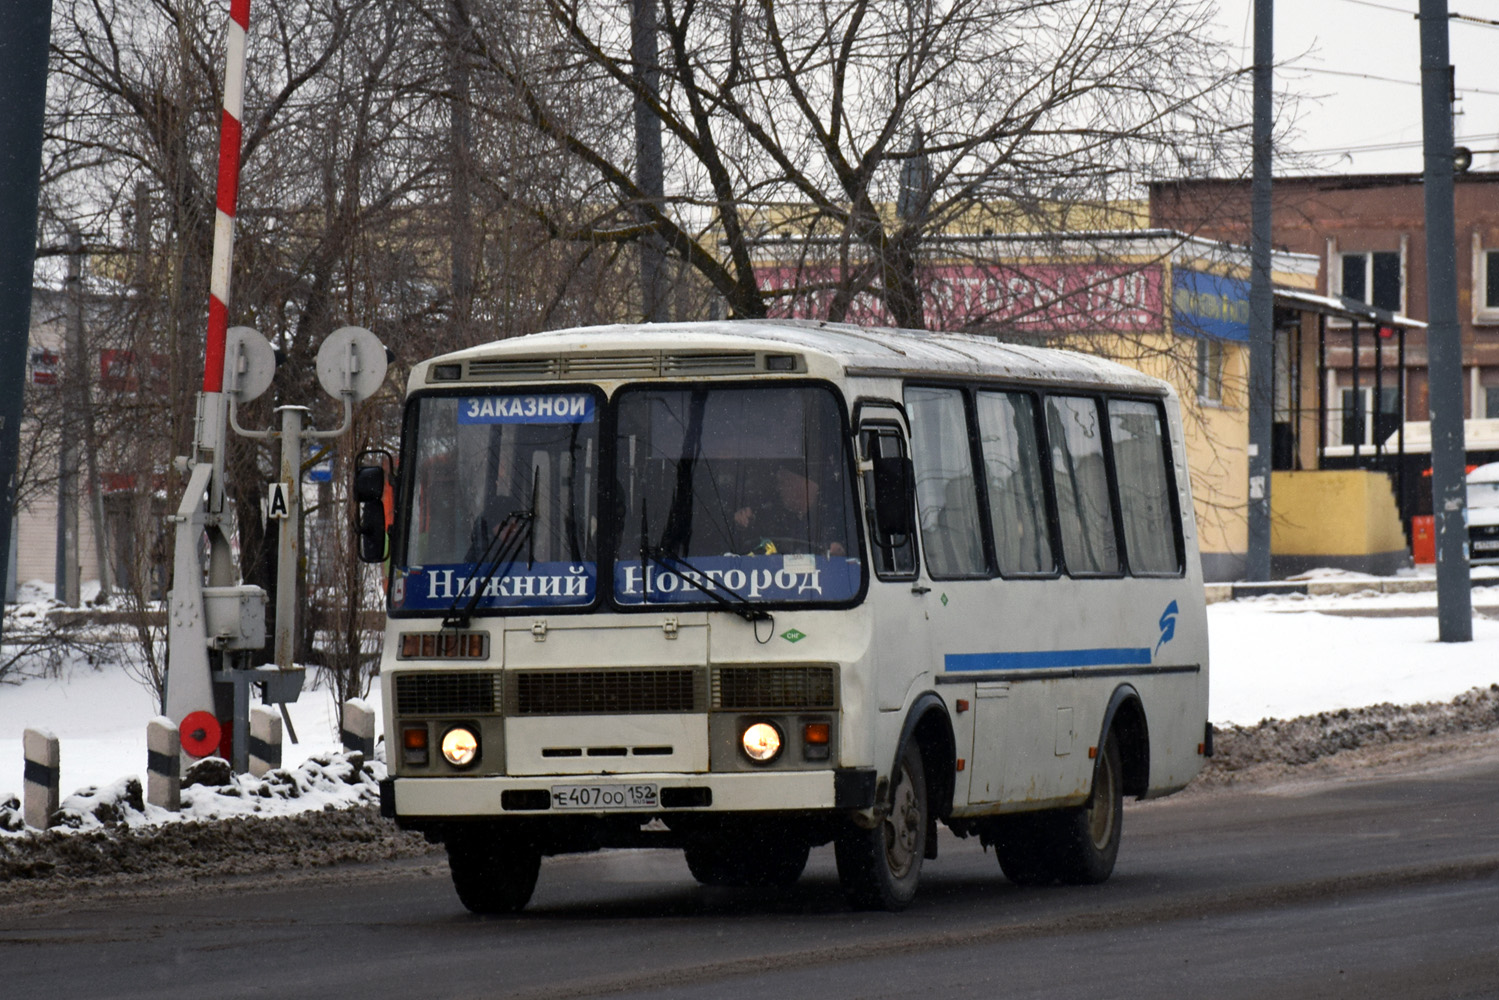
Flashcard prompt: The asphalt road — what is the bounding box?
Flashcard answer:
[4,751,1498,1000]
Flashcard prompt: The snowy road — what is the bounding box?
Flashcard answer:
[3,742,1497,1000]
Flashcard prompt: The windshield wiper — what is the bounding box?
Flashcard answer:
[443,512,532,628]
[637,545,771,623]
[444,469,539,629]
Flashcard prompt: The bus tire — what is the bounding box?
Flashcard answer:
[685,834,810,888]
[445,828,541,914]
[1051,730,1123,885]
[835,741,927,911]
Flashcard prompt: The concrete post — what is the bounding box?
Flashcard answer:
[146,716,181,811]
[22,728,59,830]
[248,705,282,777]
[341,698,376,758]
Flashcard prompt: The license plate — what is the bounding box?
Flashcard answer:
[550,783,659,810]
[1473,539,1499,550]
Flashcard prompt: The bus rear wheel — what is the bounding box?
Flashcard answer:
[445,826,541,914]
[835,742,927,911]
[994,732,1123,887]
[1052,730,1123,884]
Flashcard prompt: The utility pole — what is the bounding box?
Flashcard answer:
[1246,0,1274,581]
[56,233,85,606]
[1419,0,1472,641]
[0,0,53,631]
[631,0,668,322]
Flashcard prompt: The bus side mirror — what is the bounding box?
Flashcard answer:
[354,455,391,563]
[872,456,915,538]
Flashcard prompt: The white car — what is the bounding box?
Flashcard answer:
[1467,462,1499,563]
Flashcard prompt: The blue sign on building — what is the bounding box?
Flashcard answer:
[1172,268,1250,342]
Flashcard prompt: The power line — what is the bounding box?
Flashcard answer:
[1337,0,1499,28]
[1285,64,1499,97]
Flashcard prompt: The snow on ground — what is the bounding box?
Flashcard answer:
[0,660,380,816]
[4,573,1499,830]
[1,580,382,832]
[1209,584,1499,723]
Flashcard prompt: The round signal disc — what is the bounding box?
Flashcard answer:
[179,711,223,758]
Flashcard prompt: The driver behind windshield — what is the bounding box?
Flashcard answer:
[733,461,847,557]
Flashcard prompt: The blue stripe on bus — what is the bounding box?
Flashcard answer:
[944,647,1153,672]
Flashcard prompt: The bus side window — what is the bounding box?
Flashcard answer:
[976,390,1055,575]
[1045,395,1120,575]
[905,386,987,579]
[1107,398,1183,575]
[860,426,917,577]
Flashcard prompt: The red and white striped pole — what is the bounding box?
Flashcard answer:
[162,0,253,741]
[198,0,251,502]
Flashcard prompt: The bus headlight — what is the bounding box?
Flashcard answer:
[441,726,480,768]
[740,722,783,763]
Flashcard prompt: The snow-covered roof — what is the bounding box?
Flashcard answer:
[413,319,1170,396]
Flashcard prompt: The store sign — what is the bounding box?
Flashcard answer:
[1172,268,1251,342]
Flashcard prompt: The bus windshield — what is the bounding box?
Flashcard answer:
[389,383,862,614]
[613,384,862,607]
[392,391,600,613]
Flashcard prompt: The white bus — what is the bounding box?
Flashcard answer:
[359,320,1209,913]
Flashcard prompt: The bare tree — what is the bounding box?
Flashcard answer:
[446,0,1250,327]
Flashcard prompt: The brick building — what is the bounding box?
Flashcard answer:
[1150,172,1499,439]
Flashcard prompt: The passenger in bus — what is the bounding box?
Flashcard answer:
[733,462,846,557]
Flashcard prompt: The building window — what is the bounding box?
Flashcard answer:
[1476,243,1499,324]
[1485,385,1499,420]
[1196,338,1224,403]
[1340,251,1403,312]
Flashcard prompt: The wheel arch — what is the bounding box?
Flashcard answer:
[1098,684,1150,799]
[895,692,957,819]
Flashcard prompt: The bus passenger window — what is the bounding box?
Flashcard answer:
[905,387,986,578]
[860,426,917,577]
[1045,395,1120,575]
[1108,399,1182,575]
[976,391,1054,575]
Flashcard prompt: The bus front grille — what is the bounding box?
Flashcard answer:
[511,668,704,715]
[395,671,502,715]
[713,666,837,710]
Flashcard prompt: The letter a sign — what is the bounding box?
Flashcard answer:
[267,482,292,519]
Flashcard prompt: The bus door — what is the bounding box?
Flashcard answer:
[856,407,933,714]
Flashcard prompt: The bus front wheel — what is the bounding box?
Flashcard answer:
[835,741,927,911]
[445,826,541,914]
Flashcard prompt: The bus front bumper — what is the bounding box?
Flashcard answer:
[380,768,877,821]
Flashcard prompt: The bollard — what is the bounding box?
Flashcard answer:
[23,728,60,830]
[248,705,282,777]
[146,716,181,811]
[341,698,376,758]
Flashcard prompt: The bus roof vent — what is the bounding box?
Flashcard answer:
[663,351,761,375]
[465,357,561,380]
[560,354,662,378]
